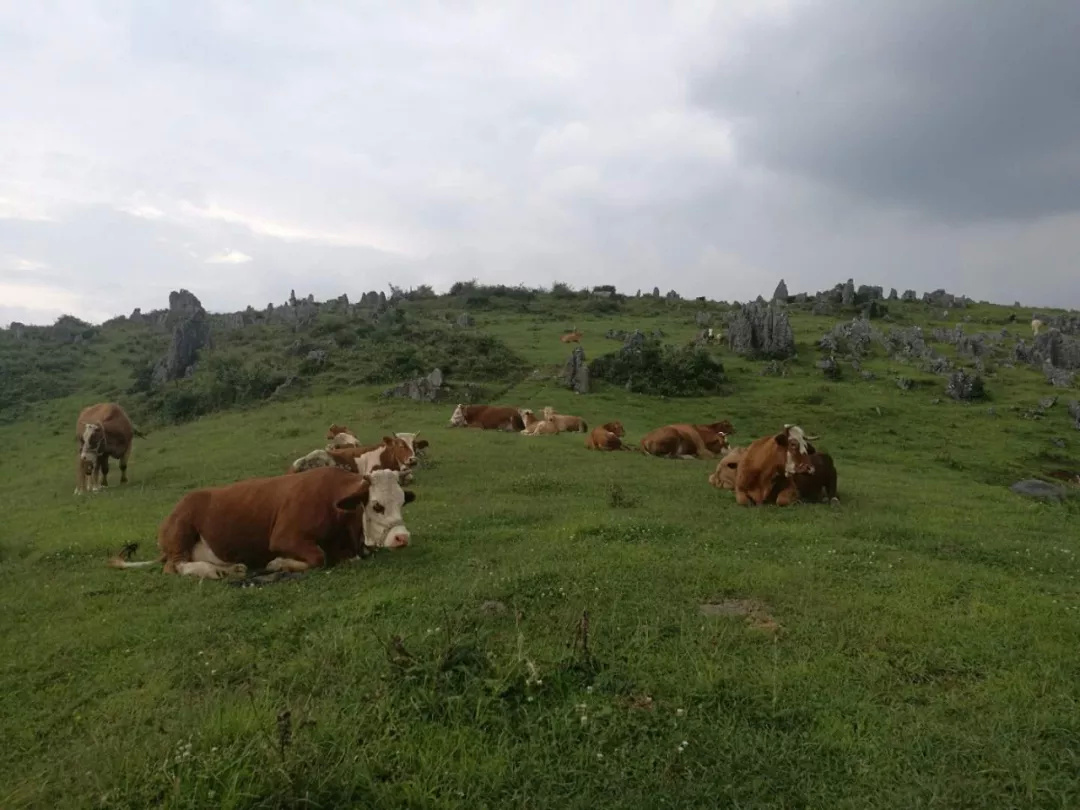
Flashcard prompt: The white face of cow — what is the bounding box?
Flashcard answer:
[543,406,555,420]
[360,469,414,549]
[782,424,815,476]
[80,423,102,461]
[449,404,467,427]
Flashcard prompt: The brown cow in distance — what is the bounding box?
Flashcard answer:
[448,404,525,431]
[290,436,417,478]
[543,406,588,433]
[560,329,583,343]
[75,402,142,494]
[785,451,839,504]
[585,421,628,451]
[640,421,732,459]
[108,467,416,580]
[708,446,747,490]
[521,409,559,435]
[734,424,818,506]
[326,424,360,448]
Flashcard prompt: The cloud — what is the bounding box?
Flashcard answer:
[690,0,1080,223]
[205,249,252,265]
[1,0,1079,326]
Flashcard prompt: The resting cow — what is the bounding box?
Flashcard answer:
[448,404,525,431]
[560,329,583,343]
[290,436,417,477]
[734,424,817,506]
[326,424,360,448]
[521,409,559,435]
[640,421,732,459]
[585,421,628,451]
[108,468,415,579]
[75,402,142,494]
[786,451,839,504]
[708,446,747,490]
[543,406,587,433]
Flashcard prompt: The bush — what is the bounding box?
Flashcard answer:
[590,335,726,397]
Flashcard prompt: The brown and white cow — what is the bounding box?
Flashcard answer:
[560,329,583,343]
[734,424,818,506]
[75,402,141,494]
[640,421,732,459]
[520,409,559,436]
[787,451,839,504]
[585,421,628,451]
[448,404,525,432]
[290,436,417,478]
[326,424,360,448]
[708,446,747,490]
[542,406,588,433]
[108,467,415,579]
[394,432,430,457]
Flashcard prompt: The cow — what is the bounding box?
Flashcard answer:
[521,409,559,435]
[585,421,628,451]
[326,424,360,448]
[542,406,588,433]
[394,432,430,457]
[448,404,525,431]
[640,421,733,459]
[107,467,416,580]
[560,329,583,343]
[787,451,839,504]
[75,402,142,494]
[733,424,818,506]
[1032,318,1045,337]
[708,446,747,490]
[290,436,417,478]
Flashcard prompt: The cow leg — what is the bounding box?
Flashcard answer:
[97,455,110,489]
[775,484,800,507]
[266,535,326,573]
[119,446,131,484]
[735,488,754,506]
[175,561,248,579]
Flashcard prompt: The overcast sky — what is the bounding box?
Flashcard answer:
[3,0,1079,326]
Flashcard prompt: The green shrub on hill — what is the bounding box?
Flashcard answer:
[590,334,726,396]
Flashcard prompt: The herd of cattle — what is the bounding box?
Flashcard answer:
[73,397,837,582]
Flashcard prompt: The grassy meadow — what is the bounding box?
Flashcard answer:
[1,292,1079,809]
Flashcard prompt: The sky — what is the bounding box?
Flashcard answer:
[2,0,1079,327]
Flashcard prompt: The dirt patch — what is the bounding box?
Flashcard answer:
[699,599,780,633]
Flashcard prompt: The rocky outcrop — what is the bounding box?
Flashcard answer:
[772,279,789,303]
[727,301,796,360]
[383,368,447,402]
[153,290,210,384]
[564,346,589,394]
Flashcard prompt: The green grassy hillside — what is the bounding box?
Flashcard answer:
[1,287,1078,809]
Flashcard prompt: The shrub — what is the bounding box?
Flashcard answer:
[590,335,726,397]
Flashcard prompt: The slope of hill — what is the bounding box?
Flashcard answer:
[0,282,1078,808]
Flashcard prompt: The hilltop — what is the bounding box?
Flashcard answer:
[0,278,1079,808]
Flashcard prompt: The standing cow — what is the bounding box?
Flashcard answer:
[75,402,140,494]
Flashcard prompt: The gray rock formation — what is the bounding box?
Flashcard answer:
[841,278,855,306]
[817,355,842,380]
[727,302,796,360]
[901,289,917,302]
[1069,400,1080,430]
[1044,361,1076,388]
[383,368,446,402]
[153,290,210,384]
[564,346,589,393]
[888,288,898,300]
[945,369,985,401]
[772,279,789,303]
[695,311,711,326]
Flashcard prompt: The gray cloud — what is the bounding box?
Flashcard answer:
[1,1,1079,327]
[691,0,1080,222]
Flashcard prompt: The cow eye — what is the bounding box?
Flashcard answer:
[372,503,385,513]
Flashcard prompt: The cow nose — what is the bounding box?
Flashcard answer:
[406,457,418,467]
[387,529,410,548]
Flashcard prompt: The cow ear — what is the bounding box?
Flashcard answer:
[382,435,394,444]
[403,490,417,504]
[415,439,429,450]
[335,479,371,511]
[774,432,789,447]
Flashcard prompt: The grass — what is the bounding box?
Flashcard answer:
[1,293,1079,808]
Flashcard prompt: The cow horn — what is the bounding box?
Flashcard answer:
[806,433,821,441]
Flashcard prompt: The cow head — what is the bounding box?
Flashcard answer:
[708,446,745,490]
[602,421,625,437]
[394,431,429,456]
[700,428,729,456]
[380,436,418,469]
[326,423,352,440]
[706,420,735,435]
[449,404,467,427]
[778,424,817,476]
[520,409,539,428]
[542,406,556,421]
[335,469,416,550]
[79,423,104,475]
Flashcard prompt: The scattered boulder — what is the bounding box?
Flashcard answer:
[1010,479,1066,503]
[817,355,842,380]
[888,288,898,300]
[727,301,796,360]
[1044,361,1076,389]
[1068,400,1080,430]
[383,368,447,402]
[861,370,877,381]
[759,360,789,377]
[564,346,590,393]
[896,377,915,391]
[695,311,711,327]
[305,350,328,367]
[945,369,986,401]
[841,278,855,306]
